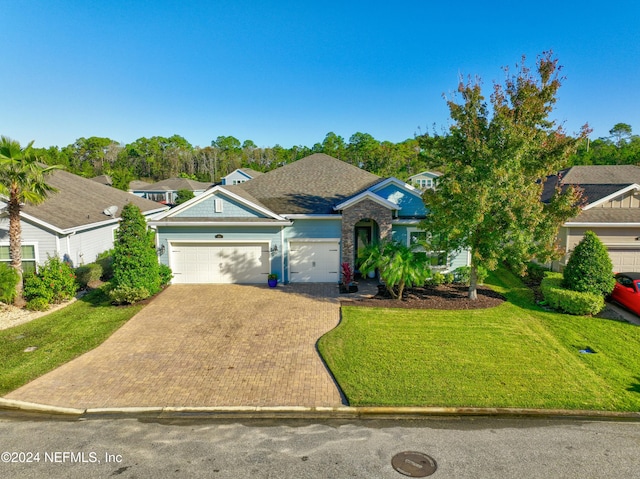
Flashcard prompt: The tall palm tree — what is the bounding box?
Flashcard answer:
[0,136,60,305]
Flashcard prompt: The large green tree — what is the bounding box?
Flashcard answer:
[0,136,61,304]
[420,52,587,299]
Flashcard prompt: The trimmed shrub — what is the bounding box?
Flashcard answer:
[112,204,160,300]
[444,272,455,284]
[541,272,605,315]
[23,255,77,307]
[75,263,103,288]
[26,297,50,312]
[0,263,20,304]
[525,262,549,285]
[427,271,445,286]
[96,250,114,280]
[562,231,615,296]
[453,265,488,285]
[109,285,150,305]
[158,264,173,287]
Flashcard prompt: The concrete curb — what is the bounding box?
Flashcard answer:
[1,398,639,420]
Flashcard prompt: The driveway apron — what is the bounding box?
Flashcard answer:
[5,284,344,408]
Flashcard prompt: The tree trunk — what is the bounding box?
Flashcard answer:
[8,192,25,306]
[468,263,478,300]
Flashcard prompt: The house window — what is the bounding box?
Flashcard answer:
[0,245,37,274]
[414,178,436,189]
[232,179,246,185]
[408,229,447,269]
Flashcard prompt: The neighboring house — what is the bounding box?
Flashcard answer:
[221,168,263,185]
[150,154,469,284]
[129,178,213,205]
[408,171,441,190]
[90,174,113,187]
[543,165,640,272]
[0,170,168,271]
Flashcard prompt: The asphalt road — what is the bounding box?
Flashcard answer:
[0,413,638,478]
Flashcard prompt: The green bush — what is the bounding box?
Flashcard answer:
[158,264,173,287]
[112,204,160,300]
[108,285,150,305]
[541,272,605,315]
[26,297,50,312]
[96,250,114,280]
[23,256,77,306]
[0,263,19,304]
[453,265,488,285]
[75,263,103,288]
[562,231,615,296]
[427,271,445,286]
[525,262,549,285]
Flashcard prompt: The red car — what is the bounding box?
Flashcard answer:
[610,272,640,316]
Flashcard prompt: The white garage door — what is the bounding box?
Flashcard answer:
[608,248,640,273]
[170,242,269,284]
[289,240,340,282]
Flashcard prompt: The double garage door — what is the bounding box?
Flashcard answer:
[169,240,341,284]
[170,242,269,284]
[608,248,640,273]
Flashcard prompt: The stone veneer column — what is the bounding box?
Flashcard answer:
[341,199,393,269]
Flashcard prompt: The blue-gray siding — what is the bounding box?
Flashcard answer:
[173,193,267,219]
[374,184,426,217]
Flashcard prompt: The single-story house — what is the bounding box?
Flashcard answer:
[129,177,214,205]
[408,171,441,190]
[0,170,168,272]
[543,165,640,272]
[221,168,263,185]
[150,154,469,284]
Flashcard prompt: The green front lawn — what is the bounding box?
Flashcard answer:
[0,288,143,395]
[318,268,640,410]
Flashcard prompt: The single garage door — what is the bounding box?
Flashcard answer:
[608,248,640,273]
[289,240,340,282]
[170,242,269,284]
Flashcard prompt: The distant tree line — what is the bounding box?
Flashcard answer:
[33,132,425,190]
[31,123,640,191]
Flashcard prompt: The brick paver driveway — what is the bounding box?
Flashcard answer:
[6,284,344,409]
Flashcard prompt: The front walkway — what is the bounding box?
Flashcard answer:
[6,284,344,409]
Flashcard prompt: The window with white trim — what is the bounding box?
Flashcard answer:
[0,245,36,274]
[407,229,447,269]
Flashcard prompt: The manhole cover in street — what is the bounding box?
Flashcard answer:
[391,451,437,477]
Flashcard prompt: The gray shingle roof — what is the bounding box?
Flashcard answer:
[568,208,640,223]
[132,177,213,192]
[238,168,263,178]
[561,165,640,185]
[21,170,167,231]
[235,153,382,214]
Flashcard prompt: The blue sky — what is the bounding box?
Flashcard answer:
[2,1,639,149]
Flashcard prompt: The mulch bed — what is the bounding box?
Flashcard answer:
[343,284,505,310]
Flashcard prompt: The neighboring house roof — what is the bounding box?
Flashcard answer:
[238,168,263,178]
[235,153,382,214]
[543,165,640,225]
[16,170,168,232]
[132,177,213,192]
[90,174,113,186]
[128,180,153,190]
[560,165,640,185]
[408,170,442,180]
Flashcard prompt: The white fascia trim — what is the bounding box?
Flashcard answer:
[283,214,341,219]
[334,191,399,211]
[391,219,423,225]
[288,237,341,243]
[369,177,423,198]
[564,222,640,227]
[408,171,442,181]
[159,186,285,221]
[582,184,640,210]
[168,239,270,245]
[150,220,292,227]
[19,206,168,236]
